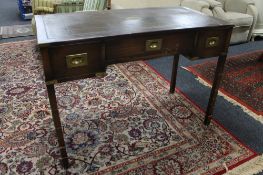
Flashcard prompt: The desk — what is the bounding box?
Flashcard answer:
[35,7,233,168]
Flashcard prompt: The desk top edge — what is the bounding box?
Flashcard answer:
[35,7,233,47]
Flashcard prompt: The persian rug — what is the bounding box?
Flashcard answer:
[0,24,34,39]
[0,40,263,175]
[184,50,263,124]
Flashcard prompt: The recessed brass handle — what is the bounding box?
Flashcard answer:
[206,37,219,48]
[71,57,83,65]
[66,53,88,68]
[149,42,158,49]
[146,39,162,51]
[209,40,216,46]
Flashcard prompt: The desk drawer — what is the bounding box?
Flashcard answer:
[48,42,105,80]
[106,32,195,63]
[192,29,230,58]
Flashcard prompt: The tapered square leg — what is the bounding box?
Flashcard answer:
[204,54,227,125]
[170,54,180,93]
[46,84,69,168]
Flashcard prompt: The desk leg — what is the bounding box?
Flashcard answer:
[170,54,180,93]
[204,54,227,125]
[46,84,69,169]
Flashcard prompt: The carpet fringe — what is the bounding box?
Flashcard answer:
[182,66,263,124]
[0,39,35,46]
[224,155,263,175]
[195,76,263,124]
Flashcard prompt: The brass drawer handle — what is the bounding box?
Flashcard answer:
[71,57,83,65]
[146,39,162,51]
[149,42,158,49]
[206,37,219,48]
[66,53,88,68]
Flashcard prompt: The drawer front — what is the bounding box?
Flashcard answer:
[49,42,105,80]
[106,32,195,63]
[193,29,230,58]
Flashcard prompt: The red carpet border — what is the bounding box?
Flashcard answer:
[0,40,262,174]
[184,51,263,124]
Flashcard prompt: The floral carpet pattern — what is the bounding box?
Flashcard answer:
[0,40,258,174]
[184,50,263,118]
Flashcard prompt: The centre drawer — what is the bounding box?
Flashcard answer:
[48,42,106,80]
[106,32,195,63]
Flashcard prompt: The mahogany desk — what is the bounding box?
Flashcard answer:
[35,7,233,168]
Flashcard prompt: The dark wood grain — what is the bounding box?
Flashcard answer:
[48,42,106,80]
[35,7,232,47]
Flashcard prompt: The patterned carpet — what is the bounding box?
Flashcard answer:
[0,40,260,174]
[184,50,263,124]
